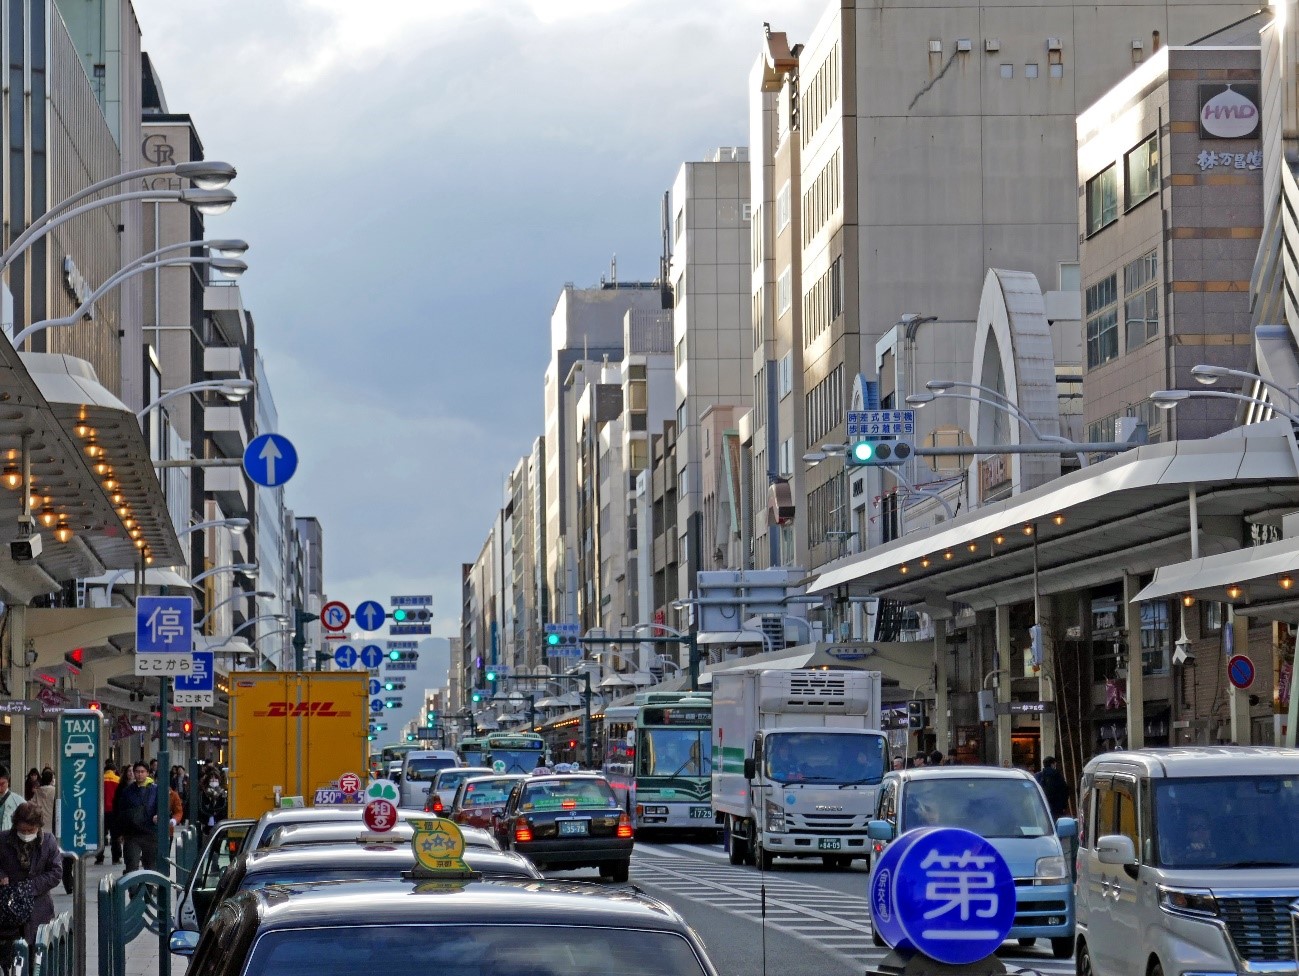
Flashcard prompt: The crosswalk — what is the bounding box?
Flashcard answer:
[629,843,1076,976]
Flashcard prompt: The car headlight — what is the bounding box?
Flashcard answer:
[1034,855,1068,881]
[1158,886,1218,918]
[765,799,786,833]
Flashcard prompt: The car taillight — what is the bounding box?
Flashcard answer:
[562,799,576,809]
[515,820,533,843]
[617,814,633,838]
[433,797,444,813]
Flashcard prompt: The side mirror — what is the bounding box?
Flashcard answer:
[867,820,895,841]
[423,786,432,795]
[170,930,200,957]
[1056,817,1079,839]
[743,758,756,781]
[1096,833,1137,867]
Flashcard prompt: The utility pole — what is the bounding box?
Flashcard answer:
[292,608,319,671]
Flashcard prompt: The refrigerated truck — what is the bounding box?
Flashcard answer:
[227,672,370,820]
[712,668,887,869]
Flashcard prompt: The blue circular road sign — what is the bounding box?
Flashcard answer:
[333,645,358,669]
[1228,654,1255,690]
[243,433,298,488]
[355,601,385,632]
[369,678,382,697]
[369,698,384,714]
[359,644,385,669]
[870,827,1016,965]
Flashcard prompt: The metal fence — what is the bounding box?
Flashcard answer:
[97,871,171,976]
[171,826,201,890]
[0,910,74,976]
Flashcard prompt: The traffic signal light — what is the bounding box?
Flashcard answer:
[406,733,415,742]
[485,668,497,683]
[182,720,193,735]
[907,700,926,730]
[388,649,401,661]
[87,701,101,712]
[471,689,484,703]
[546,631,561,648]
[392,608,407,623]
[848,438,914,466]
[390,608,431,623]
[367,733,376,741]
[426,709,437,724]
[64,647,84,672]
[384,680,396,691]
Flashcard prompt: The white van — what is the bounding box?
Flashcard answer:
[398,749,461,808]
[1074,746,1299,976]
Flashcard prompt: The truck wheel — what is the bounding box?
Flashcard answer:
[726,820,746,866]
[756,841,774,871]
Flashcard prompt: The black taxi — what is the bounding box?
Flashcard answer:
[493,773,633,881]
[172,877,720,976]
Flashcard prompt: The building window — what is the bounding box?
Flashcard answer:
[1087,413,1117,444]
[1085,274,1119,369]
[675,337,685,369]
[1124,250,1159,350]
[1025,63,1039,78]
[1086,165,1119,236]
[1125,134,1159,210]
[778,437,794,476]
[1140,600,1171,675]
[742,203,753,221]
[777,353,793,399]
[777,268,792,315]
[1050,63,1064,78]
[830,256,843,319]
[1000,64,1013,79]
[1200,601,1224,634]
[776,182,791,232]
[676,402,687,431]
[674,207,684,241]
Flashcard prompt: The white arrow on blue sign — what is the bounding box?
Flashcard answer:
[369,678,382,696]
[333,645,358,669]
[355,601,385,632]
[359,645,385,669]
[369,698,384,714]
[243,433,298,488]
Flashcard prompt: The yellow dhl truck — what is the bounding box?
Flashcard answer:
[228,671,369,820]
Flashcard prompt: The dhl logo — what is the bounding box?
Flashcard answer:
[252,701,351,718]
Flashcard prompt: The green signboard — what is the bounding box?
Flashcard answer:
[58,710,104,853]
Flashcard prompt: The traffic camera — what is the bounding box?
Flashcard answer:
[848,438,914,466]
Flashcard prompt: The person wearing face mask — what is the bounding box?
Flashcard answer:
[197,774,227,839]
[0,803,63,953]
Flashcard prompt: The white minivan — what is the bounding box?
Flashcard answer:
[398,749,461,808]
[1074,746,1299,976]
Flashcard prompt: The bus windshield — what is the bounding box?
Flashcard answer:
[639,729,711,777]
[491,749,543,774]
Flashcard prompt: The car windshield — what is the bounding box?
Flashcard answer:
[901,777,1054,837]
[1154,775,1299,869]
[242,867,395,891]
[638,730,711,777]
[764,731,887,785]
[520,779,618,811]
[244,923,709,976]
[438,770,489,792]
[461,780,516,808]
[406,758,457,782]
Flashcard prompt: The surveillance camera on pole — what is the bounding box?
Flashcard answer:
[1172,637,1195,666]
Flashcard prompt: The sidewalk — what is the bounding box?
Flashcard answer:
[53,853,170,976]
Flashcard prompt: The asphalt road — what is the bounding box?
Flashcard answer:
[543,838,1077,976]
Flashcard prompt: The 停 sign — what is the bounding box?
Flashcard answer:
[174,650,215,706]
[135,595,194,675]
[58,710,104,854]
[870,826,1016,965]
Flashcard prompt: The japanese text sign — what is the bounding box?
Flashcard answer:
[135,595,194,675]
[58,710,104,854]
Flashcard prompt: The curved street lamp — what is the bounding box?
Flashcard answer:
[198,589,275,629]
[910,386,1086,466]
[137,379,255,421]
[1191,364,1299,408]
[188,562,257,588]
[1152,388,1299,426]
[178,517,249,537]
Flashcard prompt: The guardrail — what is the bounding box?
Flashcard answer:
[98,871,172,976]
[171,826,201,889]
[0,909,74,976]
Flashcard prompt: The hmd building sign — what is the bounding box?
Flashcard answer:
[1199,83,1260,140]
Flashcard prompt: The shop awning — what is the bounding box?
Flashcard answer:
[806,423,1299,613]
[696,630,768,645]
[1133,535,1299,616]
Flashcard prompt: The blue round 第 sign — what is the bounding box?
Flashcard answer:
[870,826,1016,965]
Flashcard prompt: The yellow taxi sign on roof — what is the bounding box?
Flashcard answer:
[408,818,472,878]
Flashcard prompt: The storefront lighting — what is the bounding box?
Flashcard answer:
[39,506,57,529]
[1280,576,1295,591]
[102,477,118,492]
[993,533,1005,545]
[1181,594,1196,608]
[920,557,931,569]
[2,466,21,490]
[72,420,92,439]
[967,543,978,553]
[93,460,111,477]
[53,521,73,544]
[1023,524,1034,536]
[943,551,953,561]
[84,442,103,459]
[1225,583,1246,601]
[1052,513,1066,526]
[899,565,909,575]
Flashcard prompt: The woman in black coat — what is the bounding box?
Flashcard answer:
[0,802,64,949]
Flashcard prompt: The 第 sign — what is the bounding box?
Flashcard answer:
[58,710,104,854]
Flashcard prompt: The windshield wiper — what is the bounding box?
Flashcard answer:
[1216,860,1296,869]
[838,778,876,789]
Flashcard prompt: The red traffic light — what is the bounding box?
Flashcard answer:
[64,647,84,671]
[87,701,101,712]
[182,720,193,735]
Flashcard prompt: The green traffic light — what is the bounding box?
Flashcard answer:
[384,681,395,691]
[471,691,482,702]
[546,632,561,647]
[851,441,874,463]
[388,649,400,661]
[406,733,415,742]
[392,608,408,622]
[486,669,496,682]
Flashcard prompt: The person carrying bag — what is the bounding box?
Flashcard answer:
[0,802,64,962]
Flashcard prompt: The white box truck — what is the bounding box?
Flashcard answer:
[712,668,887,869]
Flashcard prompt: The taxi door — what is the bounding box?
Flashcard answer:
[176,819,254,931]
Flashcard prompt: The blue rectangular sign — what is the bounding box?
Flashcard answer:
[59,711,103,854]
[175,650,215,705]
[390,595,433,607]
[136,595,194,653]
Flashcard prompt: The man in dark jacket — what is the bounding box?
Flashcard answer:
[0,801,64,952]
[113,763,159,873]
[1037,756,1071,819]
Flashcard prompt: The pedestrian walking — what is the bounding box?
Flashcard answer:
[21,772,37,804]
[1036,755,1071,819]
[0,802,64,959]
[0,771,23,835]
[197,774,227,838]
[95,762,122,866]
[30,773,55,841]
[114,763,159,873]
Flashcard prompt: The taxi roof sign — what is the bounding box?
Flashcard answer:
[408,817,474,879]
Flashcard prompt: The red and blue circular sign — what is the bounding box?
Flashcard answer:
[1227,654,1255,690]
[870,827,1016,965]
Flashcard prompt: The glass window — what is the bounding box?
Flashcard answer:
[777,268,792,315]
[1000,64,1013,79]
[1086,165,1119,236]
[1025,63,1039,78]
[899,776,1054,837]
[1125,134,1159,209]
[638,729,711,776]
[1085,274,1119,369]
[405,757,457,782]
[1124,250,1159,350]
[777,352,793,398]
[1115,779,1140,854]
[776,182,791,231]
[1200,601,1224,634]
[521,778,618,811]
[1153,775,1299,869]
[1140,600,1171,674]
[765,732,886,786]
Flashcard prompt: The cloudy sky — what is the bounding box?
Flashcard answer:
[131,0,823,692]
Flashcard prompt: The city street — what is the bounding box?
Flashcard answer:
[546,840,1076,976]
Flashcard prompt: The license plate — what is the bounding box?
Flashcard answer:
[558,819,589,836]
[689,807,711,819]
[818,838,842,851]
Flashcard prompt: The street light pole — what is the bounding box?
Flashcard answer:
[292,609,319,671]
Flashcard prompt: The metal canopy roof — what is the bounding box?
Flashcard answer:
[808,424,1299,614]
[0,345,182,600]
[1134,534,1299,621]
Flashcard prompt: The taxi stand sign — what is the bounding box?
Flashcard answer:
[408,818,472,878]
[59,709,104,854]
[869,826,1016,966]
